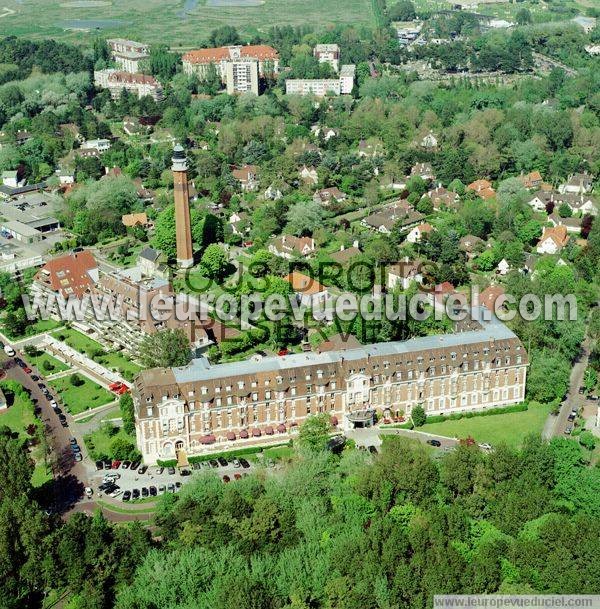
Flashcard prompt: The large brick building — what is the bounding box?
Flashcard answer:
[133,311,528,464]
[182,45,279,95]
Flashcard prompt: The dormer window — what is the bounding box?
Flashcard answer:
[201,386,207,395]
[238,381,245,389]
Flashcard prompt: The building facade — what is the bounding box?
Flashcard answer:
[182,45,279,95]
[133,313,528,463]
[285,65,355,97]
[314,44,340,72]
[94,69,163,101]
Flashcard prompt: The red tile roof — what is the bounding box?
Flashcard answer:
[183,45,278,64]
[36,251,98,298]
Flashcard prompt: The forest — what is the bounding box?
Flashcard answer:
[3,422,600,609]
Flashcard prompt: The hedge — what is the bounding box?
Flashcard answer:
[423,403,529,425]
[188,443,288,463]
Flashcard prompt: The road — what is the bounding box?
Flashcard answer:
[348,426,460,450]
[543,338,591,439]
[1,351,90,512]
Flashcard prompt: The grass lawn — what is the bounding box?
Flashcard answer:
[96,351,141,380]
[420,403,552,449]
[52,327,104,357]
[2,318,63,341]
[49,374,114,415]
[261,445,295,461]
[25,351,69,375]
[0,388,39,439]
[84,424,136,460]
[31,462,53,488]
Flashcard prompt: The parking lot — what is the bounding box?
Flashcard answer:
[91,457,257,502]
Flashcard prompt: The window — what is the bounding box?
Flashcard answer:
[237,381,244,389]
[305,374,311,381]
[265,390,271,400]
[291,387,296,397]
[201,386,207,395]
[252,392,258,401]
[215,386,221,394]
[251,381,257,388]
[451,352,457,361]
[331,381,336,390]
[276,376,283,384]
[226,385,232,392]
[306,385,312,394]
[216,398,222,407]
[317,369,323,379]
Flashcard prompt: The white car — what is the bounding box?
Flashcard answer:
[50,400,58,409]
[84,487,93,498]
[103,473,120,481]
[3,345,15,357]
[109,489,122,498]
[478,443,493,451]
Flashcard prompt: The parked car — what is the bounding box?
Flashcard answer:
[217,457,228,467]
[141,487,149,498]
[368,446,378,454]
[3,345,15,357]
[95,460,104,471]
[565,425,574,435]
[222,475,231,483]
[192,462,201,470]
[155,467,164,475]
[138,465,148,475]
[239,458,251,468]
[167,466,176,475]
[232,458,241,468]
[158,485,166,494]
[122,491,131,502]
[23,366,32,374]
[180,469,191,476]
[130,461,141,470]
[149,486,157,497]
[209,460,219,468]
[167,483,175,493]
[111,460,121,469]
[74,453,83,462]
[478,443,492,451]
[174,482,182,492]
[121,461,131,469]
[84,487,93,498]
[234,473,242,481]
[427,439,442,447]
[109,489,122,499]
[132,489,140,499]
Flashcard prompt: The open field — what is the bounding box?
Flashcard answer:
[421,402,552,449]
[0,0,373,45]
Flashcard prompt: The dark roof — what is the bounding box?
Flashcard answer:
[139,247,160,262]
[0,182,47,197]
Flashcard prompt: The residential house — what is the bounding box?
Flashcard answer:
[299,165,319,185]
[329,241,361,265]
[315,332,361,353]
[269,235,316,259]
[232,165,259,192]
[420,132,438,149]
[32,250,99,300]
[57,169,75,185]
[559,172,594,195]
[410,163,435,181]
[536,226,569,254]
[496,258,511,276]
[94,70,163,101]
[264,180,290,200]
[548,213,582,234]
[387,258,423,290]
[518,171,543,190]
[527,190,552,212]
[81,139,111,153]
[424,185,459,210]
[425,281,456,307]
[467,179,496,200]
[311,125,338,141]
[138,247,162,277]
[229,211,249,236]
[362,202,425,235]
[406,222,433,244]
[286,271,329,308]
[479,284,506,312]
[358,138,385,158]
[122,212,153,230]
[285,65,355,97]
[313,187,347,206]
[123,116,150,136]
[459,235,485,260]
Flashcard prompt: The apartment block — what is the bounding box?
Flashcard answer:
[182,45,279,95]
[133,312,527,464]
[94,69,163,101]
[285,65,355,97]
[314,44,340,72]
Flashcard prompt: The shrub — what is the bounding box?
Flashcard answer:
[69,373,84,387]
[411,405,427,427]
[42,359,55,372]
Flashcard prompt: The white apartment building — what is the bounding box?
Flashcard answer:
[286,64,355,97]
[182,45,279,95]
[314,44,340,72]
[94,69,163,101]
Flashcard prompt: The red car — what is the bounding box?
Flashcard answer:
[108,382,122,391]
[278,349,289,356]
[111,460,121,469]
[116,385,129,395]
[23,366,32,374]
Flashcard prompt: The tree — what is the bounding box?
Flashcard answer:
[297,413,331,452]
[558,203,572,218]
[208,25,240,47]
[139,329,192,369]
[388,0,416,21]
[411,404,427,427]
[516,8,532,25]
[579,431,596,452]
[200,244,229,281]
[152,204,178,260]
[285,199,324,236]
[119,392,135,435]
